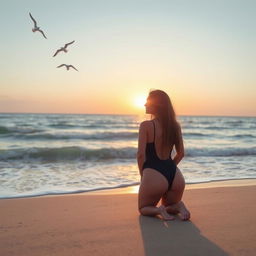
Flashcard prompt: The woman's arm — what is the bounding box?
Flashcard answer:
[173,123,185,165]
[137,121,147,177]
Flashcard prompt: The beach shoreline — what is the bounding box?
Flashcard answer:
[1,178,256,200]
[84,178,256,196]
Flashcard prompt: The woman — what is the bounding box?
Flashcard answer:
[137,89,190,221]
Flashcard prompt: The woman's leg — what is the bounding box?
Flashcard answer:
[138,168,174,220]
[161,167,190,220]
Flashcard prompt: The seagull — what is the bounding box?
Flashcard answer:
[57,64,78,71]
[29,12,47,39]
[53,41,75,57]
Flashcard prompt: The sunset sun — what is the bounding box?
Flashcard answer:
[133,95,147,109]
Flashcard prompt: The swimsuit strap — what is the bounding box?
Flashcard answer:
[152,120,156,142]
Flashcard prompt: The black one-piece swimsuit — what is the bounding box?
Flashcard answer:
[142,120,177,189]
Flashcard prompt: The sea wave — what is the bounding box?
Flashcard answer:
[2,124,255,141]
[2,129,221,140]
[1,146,256,162]
[14,131,138,140]
[231,134,256,138]
[0,182,141,199]
[0,146,137,161]
[183,132,209,137]
[185,147,256,157]
[48,123,138,129]
[204,126,230,130]
[0,126,44,135]
[0,126,9,134]
[0,124,139,136]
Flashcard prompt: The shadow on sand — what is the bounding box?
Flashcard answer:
[139,215,228,256]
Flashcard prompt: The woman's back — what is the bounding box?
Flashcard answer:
[146,119,176,160]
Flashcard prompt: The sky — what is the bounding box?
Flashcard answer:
[0,0,255,116]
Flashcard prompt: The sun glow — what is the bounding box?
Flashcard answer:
[133,95,147,109]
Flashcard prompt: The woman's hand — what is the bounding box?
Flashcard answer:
[174,123,184,165]
[137,121,148,174]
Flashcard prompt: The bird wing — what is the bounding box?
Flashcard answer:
[38,29,47,39]
[53,49,62,57]
[29,12,37,27]
[70,65,78,71]
[64,40,75,48]
[57,64,66,68]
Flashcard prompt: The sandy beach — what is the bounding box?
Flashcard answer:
[0,179,256,256]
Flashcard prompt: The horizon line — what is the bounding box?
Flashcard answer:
[0,112,255,118]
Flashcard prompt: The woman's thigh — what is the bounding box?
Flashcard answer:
[161,167,185,205]
[138,168,169,209]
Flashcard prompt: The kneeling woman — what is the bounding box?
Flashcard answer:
[137,89,190,221]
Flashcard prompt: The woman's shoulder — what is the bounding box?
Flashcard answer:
[140,120,153,126]
[139,120,152,130]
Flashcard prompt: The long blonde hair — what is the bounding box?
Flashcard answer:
[148,90,179,149]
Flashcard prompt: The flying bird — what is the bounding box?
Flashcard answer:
[53,41,75,57]
[57,64,78,71]
[29,12,47,39]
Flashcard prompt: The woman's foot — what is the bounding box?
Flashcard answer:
[166,201,190,221]
[176,201,190,221]
[158,205,175,221]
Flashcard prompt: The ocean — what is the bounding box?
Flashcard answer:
[0,113,255,198]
